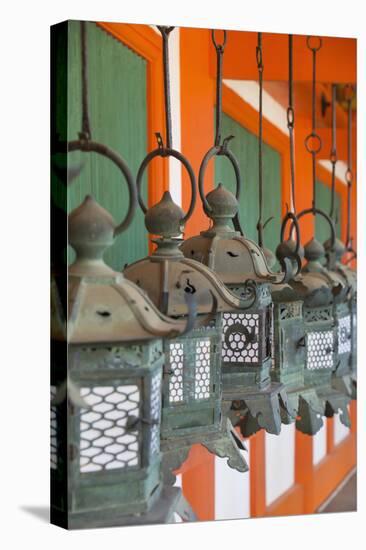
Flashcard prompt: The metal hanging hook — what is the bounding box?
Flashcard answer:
[67,21,137,236]
[293,35,337,257]
[345,85,356,257]
[157,26,175,149]
[256,32,265,249]
[135,25,197,224]
[198,29,244,235]
[329,83,337,222]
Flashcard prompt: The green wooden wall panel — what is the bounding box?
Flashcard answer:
[315,180,341,244]
[215,112,282,260]
[66,21,148,269]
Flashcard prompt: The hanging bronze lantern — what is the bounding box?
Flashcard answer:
[267,36,325,435]
[181,32,298,438]
[50,21,198,528]
[124,26,254,484]
[323,84,357,400]
[51,192,201,528]
[282,37,351,429]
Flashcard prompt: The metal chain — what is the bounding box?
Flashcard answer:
[345,88,354,249]
[305,36,322,212]
[157,26,175,149]
[212,30,227,147]
[79,21,91,140]
[329,83,337,220]
[256,32,264,247]
[287,35,296,214]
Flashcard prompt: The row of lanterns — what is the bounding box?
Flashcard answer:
[50,23,357,528]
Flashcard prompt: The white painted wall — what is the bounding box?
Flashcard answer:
[334,409,351,445]
[224,79,288,134]
[174,473,183,522]
[215,439,250,520]
[150,25,182,206]
[318,159,348,185]
[265,424,295,506]
[313,422,327,465]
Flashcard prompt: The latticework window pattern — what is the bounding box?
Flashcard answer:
[271,306,276,370]
[304,307,332,324]
[195,339,211,400]
[79,385,140,473]
[306,331,334,370]
[279,302,302,321]
[338,315,351,355]
[150,371,162,456]
[50,385,57,470]
[169,343,184,403]
[222,312,259,363]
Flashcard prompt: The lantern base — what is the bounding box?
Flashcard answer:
[318,387,351,427]
[294,391,324,435]
[228,382,290,437]
[276,385,325,435]
[161,416,249,485]
[64,487,196,529]
[332,373,357,400]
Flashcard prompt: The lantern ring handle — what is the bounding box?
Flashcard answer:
[293,207,336,250]
[199,142,241,212]
[304,132,322,155]
[280,212,301,254]
[306,36,322,52]
[136,147,196,223]
[68,139,136,236]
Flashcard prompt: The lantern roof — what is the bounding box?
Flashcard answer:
[52,195,187,344]
[303,238,348,304]
[180,184,285,286]
[123,189,257,316]
[323,237,357,297]
[277,239,333,308]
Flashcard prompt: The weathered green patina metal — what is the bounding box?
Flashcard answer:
[124,189,255,484]
[288,237,351,429]
[181,184,294,438]
[323,238,356,399]
[270,242,325,435]
[51,195,202,528]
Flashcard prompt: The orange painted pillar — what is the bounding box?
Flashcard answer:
[180,27,215,238]
[293,115,314,242]
[181,446,216,521]
[250,431,266,517]
[179,26,216,520]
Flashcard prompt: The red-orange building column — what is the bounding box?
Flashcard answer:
[179,26,216,520]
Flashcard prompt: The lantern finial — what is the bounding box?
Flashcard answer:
[145,190,185,238]
[203,183,239,235]
[304,238,325,263]
[68,195,116,275]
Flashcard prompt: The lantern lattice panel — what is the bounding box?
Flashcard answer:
[50,385,57,470]
[222,312,259,363]
[169,343,184,403]
[194,339,211,400]
[338,315,351,355]
[165,328,219,411]
[150,371,162,456]
[79,385,140,473]
[307,330,334,370]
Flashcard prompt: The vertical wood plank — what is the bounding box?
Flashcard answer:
[180,27,215,238]
[181,446,215,521]
[250,431,266,517]
[66,21,148,268]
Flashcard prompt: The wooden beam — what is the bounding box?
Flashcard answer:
[219,33,356,84]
